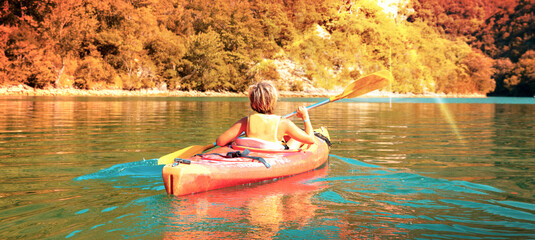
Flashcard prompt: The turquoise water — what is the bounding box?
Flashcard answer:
[0,96,534,239]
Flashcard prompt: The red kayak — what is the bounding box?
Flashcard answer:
[162,128,331,196]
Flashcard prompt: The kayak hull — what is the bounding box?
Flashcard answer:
[162,129,330,196]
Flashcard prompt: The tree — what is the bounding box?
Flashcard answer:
[252,0,295,48]
[178,30,227,91]
[1,0,58,88]
[73,56,116,89]
[461,50,495,94]
[490,58,515,96]
[0,26,14,84]
[145,29,185,90]
[4,24,57,88]
[41,0,98,87]
[473,0,533,62]
[507,50,535,96]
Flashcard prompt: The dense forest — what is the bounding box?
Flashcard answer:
[0,0,533,96]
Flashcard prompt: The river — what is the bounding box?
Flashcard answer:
[0,96,534,239]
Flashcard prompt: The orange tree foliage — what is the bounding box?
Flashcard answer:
[471,0,533,62]
[1,0,57,88]
[0,25,13,84]
[412,0,504,37]
[0,0,529,95]
[497,50,535,96]
[413,0,534,96]
[472,0,534,96]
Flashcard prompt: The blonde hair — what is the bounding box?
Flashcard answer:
[248,81,278,114]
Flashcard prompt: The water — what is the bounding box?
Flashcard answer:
[0,96,534,239]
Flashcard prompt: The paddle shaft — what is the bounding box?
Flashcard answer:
[282,99,331,119]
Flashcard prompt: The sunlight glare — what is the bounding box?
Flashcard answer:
[434,97,465,145]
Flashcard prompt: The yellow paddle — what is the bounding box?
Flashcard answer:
[157,143,216,165]
[157,70,392,165]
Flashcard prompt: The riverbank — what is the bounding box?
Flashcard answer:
[0,84,486,98]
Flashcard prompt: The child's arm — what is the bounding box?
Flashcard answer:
[282,106,315,144]
[216,117,248,146]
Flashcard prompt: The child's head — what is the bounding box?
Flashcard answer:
[248,81,278,114]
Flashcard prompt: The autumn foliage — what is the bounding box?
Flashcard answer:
[0,0,533,96]
[413,0,534,96]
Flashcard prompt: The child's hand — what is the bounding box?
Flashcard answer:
[296,106,309,121]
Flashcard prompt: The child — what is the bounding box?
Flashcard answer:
[216,81,315,149]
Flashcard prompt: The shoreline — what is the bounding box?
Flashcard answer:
[0,85,487,98]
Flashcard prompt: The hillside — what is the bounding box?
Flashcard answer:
[0,0,533,96]
[411,0,534,96]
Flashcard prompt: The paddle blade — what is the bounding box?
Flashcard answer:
[330,70,392,102]
[158,143,215,165]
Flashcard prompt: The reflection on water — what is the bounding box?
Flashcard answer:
[163,166,327,239]
[0,96,534,239]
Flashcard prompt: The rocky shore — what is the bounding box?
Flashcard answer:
[0,84,485,98]
[0,84,244,97]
